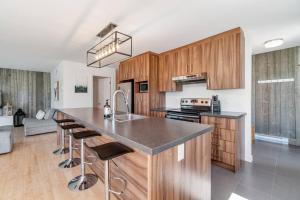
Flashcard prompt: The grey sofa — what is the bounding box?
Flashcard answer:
[0,125,13,154]
[23,109,57,136]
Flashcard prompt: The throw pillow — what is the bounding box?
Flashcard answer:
[44,109,55,120]
[36,110,45,120]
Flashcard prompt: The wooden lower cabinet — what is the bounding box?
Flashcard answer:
[202,115,244,172]
[148,132,211,200]
[150,111,166,118]
[135,93,150,116]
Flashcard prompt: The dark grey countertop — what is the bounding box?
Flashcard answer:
[200,111,246,119]
[58,108,213,155]
[150,107,177,112]
[151,108,246,119]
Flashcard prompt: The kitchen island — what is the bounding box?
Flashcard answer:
[56,108,213,200]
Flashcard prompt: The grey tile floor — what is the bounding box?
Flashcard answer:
[212,140,300,200]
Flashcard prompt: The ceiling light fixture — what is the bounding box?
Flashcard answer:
[87,23,132,68]
[264,38,284,48]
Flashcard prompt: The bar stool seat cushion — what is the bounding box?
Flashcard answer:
[90,142,133,161]
[54,119,75,124]
[60,124,85,130]
[72,130,100,140]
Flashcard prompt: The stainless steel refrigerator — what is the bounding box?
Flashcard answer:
[116,81,134,113]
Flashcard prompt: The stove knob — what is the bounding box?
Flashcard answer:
[201,101,204,103]
[205,101,208,104]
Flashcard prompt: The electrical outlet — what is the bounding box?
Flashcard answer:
[177,143,185,162]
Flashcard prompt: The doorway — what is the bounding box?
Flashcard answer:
[93,76,111,108]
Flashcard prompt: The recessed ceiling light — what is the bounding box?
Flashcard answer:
[264,38,284,48]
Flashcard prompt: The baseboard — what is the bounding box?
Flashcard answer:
[243,153,253,163]
[255,133,288,145]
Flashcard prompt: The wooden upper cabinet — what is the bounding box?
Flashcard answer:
[119,61,133,81]
[189,40,211,75]
[119,53,151,82]
[175,48,189,76]
[207,28,245,89]
[135,54,149,82]
[158,51,182,92]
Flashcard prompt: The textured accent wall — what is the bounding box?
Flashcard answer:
[252,47,298,139]
[0,68,51,117]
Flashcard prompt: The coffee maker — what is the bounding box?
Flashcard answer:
[211,95,221,113]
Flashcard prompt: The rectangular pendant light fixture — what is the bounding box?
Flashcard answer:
[87,30,132,68]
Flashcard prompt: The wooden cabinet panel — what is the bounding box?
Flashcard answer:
[222,152,235,166]
[189,41,208,75]
[201,115,243,172]
[175,48,189,76]
[135,54,149,82]
[119,61,132,81]
[134,93,149,116]
[150,111,166,118]
[207,28,244,89]
[219,129,236,142]
[158,52,182,92]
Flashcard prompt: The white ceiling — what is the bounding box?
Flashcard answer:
[0,0,299,72]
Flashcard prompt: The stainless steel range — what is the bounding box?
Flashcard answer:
[166,98,212,123]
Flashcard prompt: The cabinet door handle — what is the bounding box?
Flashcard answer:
[207,77,210,88]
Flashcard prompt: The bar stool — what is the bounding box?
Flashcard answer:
[88,142,133,200]
[68,130,101,191]
[53,119,75,155]
[58,123,85,168]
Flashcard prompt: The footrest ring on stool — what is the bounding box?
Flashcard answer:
[109,177,127,195]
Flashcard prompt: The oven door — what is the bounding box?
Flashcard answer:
[165,113,200,123]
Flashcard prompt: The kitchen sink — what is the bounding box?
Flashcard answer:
[110,114,146,122]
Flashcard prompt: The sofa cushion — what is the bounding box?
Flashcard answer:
[44,109,55,120]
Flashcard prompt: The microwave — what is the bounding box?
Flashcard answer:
[138,81,148,93]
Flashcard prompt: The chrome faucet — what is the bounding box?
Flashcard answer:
[112,89,129,119]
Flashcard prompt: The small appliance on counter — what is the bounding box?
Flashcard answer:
[211,95,221,113]
[103,99,111,118]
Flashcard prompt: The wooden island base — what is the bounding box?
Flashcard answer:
[57,126,211,200]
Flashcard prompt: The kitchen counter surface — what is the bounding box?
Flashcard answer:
[58,108,213,155]
[150,107,177,112]
[200,111,246,119]
[151,107,246,119]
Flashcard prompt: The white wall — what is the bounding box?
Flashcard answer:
[51,62,64,109]
[166,36,253,163]
[51,60,115,109]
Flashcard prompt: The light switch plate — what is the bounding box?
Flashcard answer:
[177,143,185,162]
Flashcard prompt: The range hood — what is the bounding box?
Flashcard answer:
[172,73,207,84]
